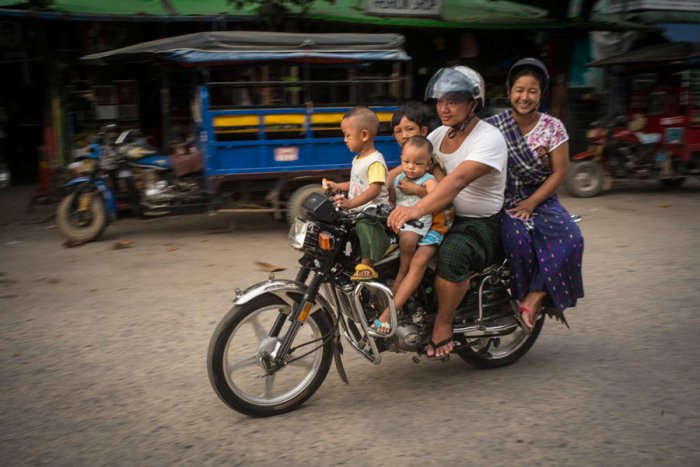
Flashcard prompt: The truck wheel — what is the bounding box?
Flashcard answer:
[566,161,604,198]
[286,184,323,223]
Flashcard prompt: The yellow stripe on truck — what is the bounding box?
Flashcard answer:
[264,114,305,125]
[214,110,393,129]
[213,115,259,127]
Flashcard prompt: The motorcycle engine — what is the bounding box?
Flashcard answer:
[144,179,176,205]
[143,173,203,206]
[390,304,430,352]
[393,322,422,352]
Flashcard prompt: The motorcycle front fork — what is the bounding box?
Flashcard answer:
[272,266,322,367]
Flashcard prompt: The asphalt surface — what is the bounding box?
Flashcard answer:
[1,181,699,466]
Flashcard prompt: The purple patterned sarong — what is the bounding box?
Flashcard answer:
[485,112,584,311]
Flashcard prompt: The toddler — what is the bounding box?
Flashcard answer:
[323,107,389,281]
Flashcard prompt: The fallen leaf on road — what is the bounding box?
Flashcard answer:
[113,240,134,250]
[63,239,84,248]
[657,204,672,208]
[255,261,286,272]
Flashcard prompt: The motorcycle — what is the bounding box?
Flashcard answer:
[567,116,690,198]
[57,125,207,243]
[207,192,554,417]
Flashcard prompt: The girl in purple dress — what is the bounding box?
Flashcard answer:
[485,58,584,331]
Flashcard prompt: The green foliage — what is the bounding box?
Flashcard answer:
[228,0,334,30]
[29,0,54,8]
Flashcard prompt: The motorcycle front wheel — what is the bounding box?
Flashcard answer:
[566,161,604,198]
[56,190,108,243]
[207,293,334,417]
[456,311,544,369]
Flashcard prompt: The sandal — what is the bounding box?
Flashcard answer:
[369,319,392,335]
[514,306,531,334]
[350,264,378,281]
[426,336,454,361]
[519,305,541,332]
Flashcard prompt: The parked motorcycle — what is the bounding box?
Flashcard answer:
[567,116,690,198]
[57,125,206,243]
[207,192,554,417]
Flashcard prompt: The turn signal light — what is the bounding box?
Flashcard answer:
[318,231,333,251]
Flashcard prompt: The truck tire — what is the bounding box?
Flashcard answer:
[286,184,324,223]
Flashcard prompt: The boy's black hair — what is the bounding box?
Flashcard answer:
[391,101,432,130]
[403,135,433,156]
[343,106,379,136]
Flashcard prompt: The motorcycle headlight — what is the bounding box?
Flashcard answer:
[288,218,312,250]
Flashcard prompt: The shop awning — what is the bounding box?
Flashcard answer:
[81,31,410,64]
[0,0,652,31]
[588,41,700,67]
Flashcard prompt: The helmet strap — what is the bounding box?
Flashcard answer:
[447,101,477,139]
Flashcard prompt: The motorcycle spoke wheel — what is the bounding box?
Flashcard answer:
[208,294,333,417]
[56,191,108,244]
[456,304,544,369]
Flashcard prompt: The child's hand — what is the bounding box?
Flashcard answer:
[397,178,426,197]
[334,194,352,210]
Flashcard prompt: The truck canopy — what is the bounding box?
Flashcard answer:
[81,31,410,64]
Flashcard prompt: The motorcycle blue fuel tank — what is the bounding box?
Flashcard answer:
[129,154,171,170]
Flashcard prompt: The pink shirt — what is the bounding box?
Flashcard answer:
[524,113,569,158]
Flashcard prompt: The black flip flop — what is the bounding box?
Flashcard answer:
[426,337,453,361]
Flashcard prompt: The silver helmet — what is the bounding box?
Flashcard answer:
[424,66,485,112]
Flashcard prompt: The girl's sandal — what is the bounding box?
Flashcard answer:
[369,319,392,337]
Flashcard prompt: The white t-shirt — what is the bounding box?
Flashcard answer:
[349,150,389,212]
[428,121,507,217]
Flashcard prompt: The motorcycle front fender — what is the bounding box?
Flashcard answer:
[233,278,334,318]
[64,178,117,218]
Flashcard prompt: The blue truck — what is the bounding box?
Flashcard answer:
[57,32,412,243]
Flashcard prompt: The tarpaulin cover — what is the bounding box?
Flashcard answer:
[81,31,410,64]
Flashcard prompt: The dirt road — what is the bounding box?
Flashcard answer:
[1,182,699,466]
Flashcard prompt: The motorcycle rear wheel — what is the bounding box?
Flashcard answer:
[207,293,333,417]
[456,313,544,369]
[56,191,108,244]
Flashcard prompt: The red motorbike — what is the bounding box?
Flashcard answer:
[567,115,695,198]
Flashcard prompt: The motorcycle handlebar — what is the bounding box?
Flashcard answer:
[321,184,423,230]
[337,203,423,230]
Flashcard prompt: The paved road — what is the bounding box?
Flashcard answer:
[1,182,699,466]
